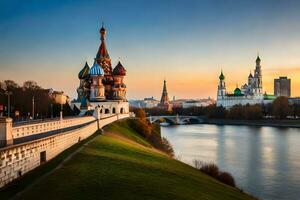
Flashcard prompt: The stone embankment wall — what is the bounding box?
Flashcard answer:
[0,113,130,188]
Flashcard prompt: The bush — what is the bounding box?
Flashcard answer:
[217,172,235,187]
[193,161,236,188]
[200,163,220,178]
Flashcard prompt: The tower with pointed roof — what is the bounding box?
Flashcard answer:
[96,25,112,74]
[217,70,226,98]
[253,55,263,94]
[159,80,172,111]
[95,25,115,99]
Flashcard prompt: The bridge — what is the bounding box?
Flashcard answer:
[148,115,204,124]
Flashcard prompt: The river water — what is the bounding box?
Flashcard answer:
[161,124,300,200]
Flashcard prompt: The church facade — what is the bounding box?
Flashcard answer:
[217,56,275,109]
[73,25,128,115]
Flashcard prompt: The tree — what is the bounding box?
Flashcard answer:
[3,80,19,90]
[272,96,291,119]
[23,81,41,90]
[134,108,146,119]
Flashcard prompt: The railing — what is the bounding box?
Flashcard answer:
[12,116,96,139]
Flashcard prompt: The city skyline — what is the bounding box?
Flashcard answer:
[1,0,300,99]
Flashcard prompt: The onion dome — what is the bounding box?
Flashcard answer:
[234,88,243,96]
[89,60,104,76]
[113,61,126,76]
[78,62,90,79]
[219,70,225,80]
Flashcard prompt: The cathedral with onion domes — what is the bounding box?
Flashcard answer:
[217,55,275,109]
[73,25,128,115]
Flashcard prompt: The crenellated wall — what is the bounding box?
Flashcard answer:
[0,112,131,188]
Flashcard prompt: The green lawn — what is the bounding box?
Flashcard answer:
[1,120,255,200]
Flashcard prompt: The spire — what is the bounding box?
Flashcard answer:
[248,70,253,78]
[97,24,109,60]
[96,23,112,74]
[160,79,170,104]
[256,52,261,63]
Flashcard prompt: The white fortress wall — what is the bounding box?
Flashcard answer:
[0,111,130,188]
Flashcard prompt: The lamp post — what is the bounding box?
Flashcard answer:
[5,91,12,117]
[60,92,63,120]
[50,103,53,118]
[32,96,35,120]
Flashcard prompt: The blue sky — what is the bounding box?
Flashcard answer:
[1,0,300,99]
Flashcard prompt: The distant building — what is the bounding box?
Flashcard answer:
[129,97,159,108]
[182,98,215,108]
[217,55,275,109]
[274,77,291,97]
[158,80,172,111]
[289,97,300,105]
[171,99,184,108]
[143,97,159,108]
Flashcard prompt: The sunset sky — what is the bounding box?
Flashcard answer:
[1,0,300,100]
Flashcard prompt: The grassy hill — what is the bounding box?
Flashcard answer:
[1,119,255,200]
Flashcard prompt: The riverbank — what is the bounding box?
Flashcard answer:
[0,119,255,200]
[204,118,300,128]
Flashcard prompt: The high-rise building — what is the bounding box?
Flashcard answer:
[274,77,291,97]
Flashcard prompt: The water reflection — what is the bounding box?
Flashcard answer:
[161,125,300,200]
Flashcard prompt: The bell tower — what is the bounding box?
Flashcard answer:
[217,70,226,97]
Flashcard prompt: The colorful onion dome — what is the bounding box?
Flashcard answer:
[78,62,90,79]
[113,61,126,76]
[89,60,104,76]
[219,70,225,80]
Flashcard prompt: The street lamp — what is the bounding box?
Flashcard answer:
[50,103,53,118]
[5,91,13,117]
[32,96,35,120]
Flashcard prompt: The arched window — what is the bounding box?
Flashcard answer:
[120,108,124,114]
[105,109,110,114]
[112,107,116,114]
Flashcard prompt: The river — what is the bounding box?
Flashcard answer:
[161,124,300,200]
